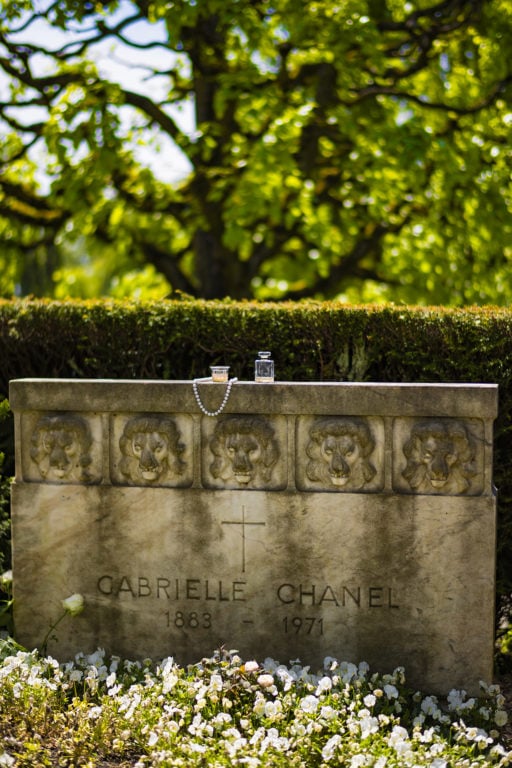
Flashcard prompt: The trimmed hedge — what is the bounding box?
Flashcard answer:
[1,298,511,606]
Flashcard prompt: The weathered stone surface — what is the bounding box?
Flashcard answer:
[10,378,498,693]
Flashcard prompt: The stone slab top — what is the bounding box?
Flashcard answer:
[10,378,498,419]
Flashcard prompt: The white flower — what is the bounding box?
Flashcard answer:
[62,593,85,616]
[359,714,379,739]
[257,673,274,688]
[350,754,367,767]
[249,726,266,745]
[212,712,232,728]
[0,753,15,767]
[364,693,377,708]
[388,724,409,748]
[430,758,447,768]
[322,733,341,761]
[188,712,207,736]
[224,726,242,740]
[447,688,468,710]
[421,695,440,717]
[339,661,358,683]
[264,700,282,718]
[358,661,370,676]
[495,709,508,727]
[188,742,207,753]
[490,744,507,758]
[244,660,259,673]
[395,741,414,760]
[384,684,398,699]
[259,727,289,754]
[236,758,259,768]
[162,671,178,694]
[421,726,436,742]
[147,731,159,747]
[300,695,319,713]
[464,726,492,745]
[275,667,296,691]
[0,571,12,587]
[290,721,307,737]
[119,691,141,720]
[209,673,223,692]
[86,648,105,667]
[223,735,247,757]
[315,676,333,695]
[253,692,266,716]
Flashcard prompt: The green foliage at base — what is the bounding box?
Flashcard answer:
[0,644,509,767]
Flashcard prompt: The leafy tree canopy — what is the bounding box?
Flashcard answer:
[0,0,511,303]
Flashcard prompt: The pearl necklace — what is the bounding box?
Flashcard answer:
[192,377,238,417]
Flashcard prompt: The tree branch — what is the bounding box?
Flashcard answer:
[110,169,188,217]
[348,75,512,114]
[0,48,82,94]
[377,0,479,33]
[139,241,196,295]
[283,219,410,300]
[121,88,192,155]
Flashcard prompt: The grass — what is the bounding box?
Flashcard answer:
[0,639,510,767]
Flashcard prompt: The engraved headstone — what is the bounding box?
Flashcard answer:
[10,379,497,693]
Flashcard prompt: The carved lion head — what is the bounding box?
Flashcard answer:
[306,417,376,490]
[402,419,476,493]
[119,415,185,484]
[31,414,92,482]
[209,416,279,485]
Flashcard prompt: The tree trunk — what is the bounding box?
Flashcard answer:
[193,229,250,299]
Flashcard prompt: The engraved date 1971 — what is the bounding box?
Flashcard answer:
[283,616,324,635]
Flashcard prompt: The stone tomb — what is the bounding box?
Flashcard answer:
[10,378,497,693]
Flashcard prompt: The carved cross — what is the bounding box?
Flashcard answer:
[221,506,266,573]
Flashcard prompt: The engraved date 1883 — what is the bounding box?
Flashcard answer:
[165,610,212,629]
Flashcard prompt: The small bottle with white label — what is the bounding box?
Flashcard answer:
[255,351,274,382]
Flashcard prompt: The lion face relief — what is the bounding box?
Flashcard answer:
[402,419,477,494]
[306,417,376,490]
[209,416,279,487]
[30,414,92,483]
[119,416,185,484]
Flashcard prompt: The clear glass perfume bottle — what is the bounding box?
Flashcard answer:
[255,351,274,382]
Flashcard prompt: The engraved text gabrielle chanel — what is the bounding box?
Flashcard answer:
[277,583,400,609]
[97,575,247,601]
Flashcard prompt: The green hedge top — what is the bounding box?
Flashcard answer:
[1,298,512,388]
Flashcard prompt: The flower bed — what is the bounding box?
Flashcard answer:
[0,640,510,767]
